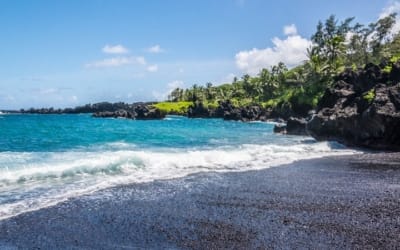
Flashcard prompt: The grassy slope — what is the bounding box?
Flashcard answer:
[152,101,193,115]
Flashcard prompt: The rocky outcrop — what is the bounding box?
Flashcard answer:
[286,117,308,135]
[273,123,287,133]
[134,105,165,120]
[93,105,165,120]
[188,102,211,118]
[188,101,269,122]
[272,117,308,135]
[307,63,400,150]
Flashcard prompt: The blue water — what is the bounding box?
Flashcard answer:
[0,114,282,152]
[0,114,358,219]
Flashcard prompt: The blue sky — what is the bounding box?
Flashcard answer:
[0,0,398,109]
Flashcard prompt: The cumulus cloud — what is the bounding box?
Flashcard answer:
[102,44,129,54]
[152,80,184,101]
[147,44,164,53]
[146,64,158,72]
[379,1,400,35]
[283,24,297,36]
[235,24,311,75]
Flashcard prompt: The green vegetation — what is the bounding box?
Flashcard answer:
[152,101,193,115]
[163,14,399,114]
[363,89,375,103]
[383,53,400,73]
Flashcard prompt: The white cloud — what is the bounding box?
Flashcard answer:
[146,64,158,72]
[102,44,129,54]
[136,56,147,65]
[379,1,400,35]
[152,80,184,101]
[283,24,297,36]
[235,26,312,75]
[147,44,164,53]
[85,57,132,68]
[85,56,150,68]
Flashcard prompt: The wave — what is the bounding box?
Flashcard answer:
[0,141,360,220]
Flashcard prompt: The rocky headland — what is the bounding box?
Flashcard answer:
[11,62,400,150]
[185,62,400,150]
[307,63,400,150]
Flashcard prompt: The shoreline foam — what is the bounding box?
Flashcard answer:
[0,141,360,220]
[0,152,399,248]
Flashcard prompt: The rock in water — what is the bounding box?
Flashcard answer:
[273,123,287,134]
[307,63,400,150]
[286,117,308,135]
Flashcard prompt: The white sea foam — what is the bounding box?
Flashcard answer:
[0,141,360,220]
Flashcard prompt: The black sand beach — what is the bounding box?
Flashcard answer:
[0,152,399,249]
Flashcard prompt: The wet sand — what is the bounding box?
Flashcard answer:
[0,152,399,249]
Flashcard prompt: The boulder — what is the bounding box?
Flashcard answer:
[273,123,287,134]
[286,117,308,135]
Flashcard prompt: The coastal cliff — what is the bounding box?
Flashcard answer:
[307,63,400,150]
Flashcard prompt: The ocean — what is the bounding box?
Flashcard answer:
[0,114,359,219]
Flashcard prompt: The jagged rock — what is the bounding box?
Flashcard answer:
[390,61,400,84]
[223,108,242,121]
[286,117,308,135]
[93,104,165,120]
[92,111,115,118]
[187,100,268,122]
[307,62,400,150]
[188,102,211,118]
[134,105,165,120]
[273,123,287,134]
[140,107,164,120]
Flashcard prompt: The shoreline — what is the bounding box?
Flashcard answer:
[0,152,399,248]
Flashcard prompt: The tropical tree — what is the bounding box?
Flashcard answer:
[311,15,355,74]
[370,13,397,62]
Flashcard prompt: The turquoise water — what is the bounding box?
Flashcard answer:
[0,114,358,219]
[0,114,286,152]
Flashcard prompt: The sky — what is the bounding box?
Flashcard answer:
[0,0,399,109]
